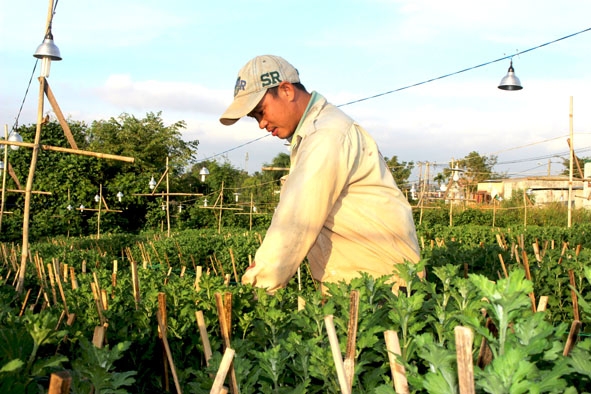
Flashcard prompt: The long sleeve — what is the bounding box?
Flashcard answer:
[242,93,420,292]
[243,126,351,291]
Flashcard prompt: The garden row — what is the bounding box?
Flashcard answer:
[0,224,590,393]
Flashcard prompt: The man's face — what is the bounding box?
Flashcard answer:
[248,83,300,140]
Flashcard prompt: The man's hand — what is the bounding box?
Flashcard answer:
[241,260,257,286]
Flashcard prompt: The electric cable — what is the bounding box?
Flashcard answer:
[201,26,591,164]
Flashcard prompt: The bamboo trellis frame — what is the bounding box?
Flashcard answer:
[14,75,135,293]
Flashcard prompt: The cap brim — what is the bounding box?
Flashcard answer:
[219,89,267,126]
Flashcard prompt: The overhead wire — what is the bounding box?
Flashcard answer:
[201,26,591,164]
[10,0,60,134]
[9,14,590,170]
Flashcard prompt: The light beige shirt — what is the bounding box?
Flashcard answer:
[242,93,420,292]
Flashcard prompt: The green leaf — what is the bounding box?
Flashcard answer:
[0,359,24,373]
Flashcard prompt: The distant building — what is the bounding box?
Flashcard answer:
[477,163,591,210]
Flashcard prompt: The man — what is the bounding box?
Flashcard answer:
[220,55,420,293]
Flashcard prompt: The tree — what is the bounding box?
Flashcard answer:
[384,156,414,190]
[438,152,500,193]
[560,156,590,178]
[4,119,91,241]
[179,159,251,229]
[85,112,199,233]
[1,112,199,240]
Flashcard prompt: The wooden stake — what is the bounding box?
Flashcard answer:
[455,326,475,394]
[48,371,71,394]
[344,290,359,391]
[53,264,70,317]
[18,289,32,317]
[476,318,497,368]
[558,242,568,264]
[100,289,108,311]
[324,315,352,394]
[384,330,409,394]
[537,296,549,312]
[532,242,542,263]
[196,311,213,366]
[70,266,78,290]
[509,245,516,265]
[195,266,202,291]
[92,324,107,348]
[45,263,57,306]
[224,292,232,335]
[214,293,239,393]
[541,240,549,259]
[156,311,183,394]
[229,248,239,284]
[158,293,170,392]
[130,260,140,310]
[568,270,580,321]
[563,320,581,356]
[497,254,508,278]
[521,251,536,312]
[210,347,235,394]
[90,282,106,326]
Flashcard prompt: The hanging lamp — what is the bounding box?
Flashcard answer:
[33,29,62,78]
[498,60,523,91]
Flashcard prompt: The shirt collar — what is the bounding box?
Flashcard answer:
[289,91,321,148]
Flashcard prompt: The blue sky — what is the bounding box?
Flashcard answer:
[1,0,590,186]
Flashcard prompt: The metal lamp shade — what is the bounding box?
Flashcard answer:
[498,61,522,91]
[8,132,23,151]
[33,34,62,61]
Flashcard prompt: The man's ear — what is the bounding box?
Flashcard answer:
[278,81,296,101]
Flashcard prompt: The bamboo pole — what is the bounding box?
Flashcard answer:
[344,290,359,391]
[476,318,496,368]
[568,270,580,321]
[92,324,107,348]
[562,320,581,357]
[497,254,508,278]
[210,348,235,394]
[15,76,46,294]
[537,296,549,312]
[384,330,409,394]
[567,96,574,228]
[523,189,527,227]
[324,315,351,394]
[130,260,140,310]
[158,292,170,392]
[96,184,103,239]
[218,182,224,234]
[215,293,239,393]
[18,289,32,317]
[558,242,568,265]
[48,371,71,394]
[229,248,239,284]
[532,242,542,263]
[563,320,581,356]
[43,81,77,149]
[224,292,232,334]
[455,326,475,394]
[156,310,182,394]
[196,311,213,366]
[0,140,135,162]
[46,262,58,306]
[53,263,70,317]
[0,125,8,232]
[521,251,537,312]
[195,266,202,291]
